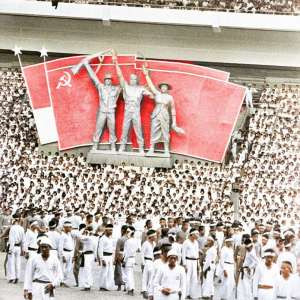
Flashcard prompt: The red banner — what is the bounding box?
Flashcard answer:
[23,55,244,162]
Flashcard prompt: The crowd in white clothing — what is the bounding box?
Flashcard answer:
[0,67,299,299]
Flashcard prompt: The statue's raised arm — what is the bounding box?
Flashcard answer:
[142,65,159,96]
[112,50,126,89]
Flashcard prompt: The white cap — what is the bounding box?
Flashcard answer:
[225,237,233,243]
[167,249,179,258]
[38,237,53,249]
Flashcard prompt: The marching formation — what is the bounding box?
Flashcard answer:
[1,210,300,300]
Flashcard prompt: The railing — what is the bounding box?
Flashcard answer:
[34,0,300,16]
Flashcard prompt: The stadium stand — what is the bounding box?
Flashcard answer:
[0,68,299,227]
[34,0,299,14]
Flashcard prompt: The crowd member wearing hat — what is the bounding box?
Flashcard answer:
[97,223,115,291]
[275,261,293,300]
[148,243,171,300]
[182,228,201,299]
[202,235,217,299]
[148,246,164,300]
[253,249,279,300]
[290,258,300,300]
[277,240,297,273]
[236,238,259,300]
[142,65,184,155]
[141,229,157,299]
[153,249,186,300]
[23,237,62,300]
[218,237,235,300]
[24,220,39,260]
[58,221,74,287]
[123,226,139,295]
[7,213,25,283]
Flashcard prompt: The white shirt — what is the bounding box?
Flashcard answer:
[97,234,114,259]
[25,229,38,251]
[141,240,155,265]
[8,223,25,252]
[219,246,234,272]
[203,246,217,272]
[80,234,95,253]
[290,273,300,299]
[123,237,139,264]
[275,275,293,299]
[58,232,74,257]
[253,262,280,298]
[24,254,63,292]
[154,264,186,299]
[47,230,61,251]
[182,239,199,266]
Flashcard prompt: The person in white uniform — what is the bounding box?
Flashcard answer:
[202,236,217,299]
[253,248,280,300]
[277,242,297,274]
[237,238,259,300]
[46,219,60,257]
[78,226,95,291]
[153,249,186,300]
[182,228,201,299]
[58,221,74,287]
[97,223,115,291]
[141,229,157,299]
[290,258,300,300]
[7,213,25,283]
[123,226,139,295]
[148,244,170,300]
[24,220,39,260]
[218,237,235,300]
[275,261,293,300]
[24,237,63,300]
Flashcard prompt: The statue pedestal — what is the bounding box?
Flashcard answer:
[87,149,173,168]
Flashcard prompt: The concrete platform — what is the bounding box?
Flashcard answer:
[87,150,173,168]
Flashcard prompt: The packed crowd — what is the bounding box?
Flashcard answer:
[35,0,299,14]
[1,207,300,300]
[0,67,299,299]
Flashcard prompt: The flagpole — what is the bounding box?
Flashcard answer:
[40,47,56,109]
[40,47,59,145]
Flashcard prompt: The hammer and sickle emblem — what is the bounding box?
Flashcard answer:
[56,71,72,89]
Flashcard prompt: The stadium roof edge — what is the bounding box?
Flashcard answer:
[1,0,300,32]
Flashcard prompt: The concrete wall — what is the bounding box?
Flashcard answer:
[1,13,300,67]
